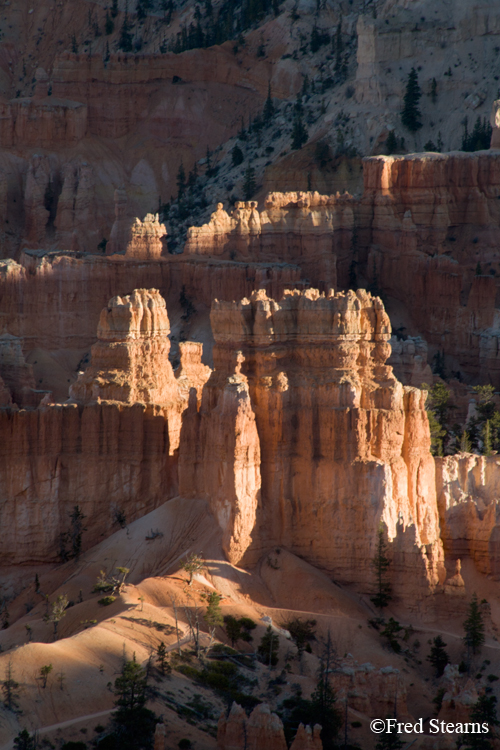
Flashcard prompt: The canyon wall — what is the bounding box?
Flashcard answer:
[0,400,177,566]
[179,287,446,597]
[435,453,500,578]
[0,288,210,567]
[359,151,500,384]
[0,253,302,353]
[184,192,355,291]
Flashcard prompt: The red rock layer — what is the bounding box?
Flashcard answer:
[435,454,500,578]
[180,288,446,596]
[184,191,355,290]
[0,402,177,566]
[360,151,500,384]
[0,254,302,353]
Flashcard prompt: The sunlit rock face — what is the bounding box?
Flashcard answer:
[180,287,445,597]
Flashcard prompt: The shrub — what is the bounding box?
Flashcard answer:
[98,596,116,606]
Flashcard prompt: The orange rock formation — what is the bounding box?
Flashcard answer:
[180,288,446,596]
[185,192,354,290]
[70,289,178,406]
[436,453,500,578]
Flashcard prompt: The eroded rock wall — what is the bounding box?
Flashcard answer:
[180,288,446,596]
[435,453,500,577]
[0,401,177,566]
[360,151,500,384]
[184,191,355,290]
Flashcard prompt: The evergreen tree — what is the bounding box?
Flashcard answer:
[204,592,223,648]
[137,0,147,21]
[401,67,422,132]
[386,130,397,154]
[243,165,256,200]
[460,430,472,453]
[231,144,244,167]
[40,664,53,688]
[111,0,119,18]
[430,77,437,103]
[156,642,170,676]
[285,617,316,658]
[371,525,392,609]
[69,505,86,560]
[176,161,186,200]
[105,12,114,35]
[71,33,78,53]
[223,615,256,647]
[464,694,499,750]
[463,593,485,658]
[13,731,36,750]
[291,116,308,150]
[461,117,492,152]
[119,8,133,52]
[2,659,19,710]
[334,22,342,72]
[181,552,203,584]
[113,657,156,750]
[263,82,274,123]
[258,625,279,666]
[428,635,449,677]
[483,419,493,456]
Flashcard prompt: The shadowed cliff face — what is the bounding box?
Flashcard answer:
[179,287,446,598]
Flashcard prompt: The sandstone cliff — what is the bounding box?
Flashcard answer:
[184,191,355,291]
[0,289,209,567]
[216,702,321,750]
[180,287,446,597]
[435,453,500,578]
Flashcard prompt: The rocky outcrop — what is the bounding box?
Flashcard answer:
[435,453,500,577]
[388,336,432,388]
[70,289,177,406]
[329,656,408,718]
[491,99,500,149]
[0,97,87,148]
[22,155,51,247]
[55,160,99,253]
[175,341,211,404]
[180,288,446,597]
[0,401,177,566]
[70,289,189,453]
[0,331,40,406]
[107,187,132,256]
[217,703,315,750]
[360,152,500,384]
[0,253,302,353]
[184,192,355,290]
[125,213,167,259]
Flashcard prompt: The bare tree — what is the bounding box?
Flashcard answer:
[170,594,182,655]
[183,595,202,657]
[44,594,68,639]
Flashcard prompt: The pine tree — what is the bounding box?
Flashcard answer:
[71,33,78,53]
[105,12,114,35]
[231,144,244,166]
[137,0,147,21]
[258,625,279,666]
[113,656,157,749]
[291,116,308,150]
[483,420,493,456]
[463,593,485,658]
[428,635,449,677]
[386,130,397,154]
[2,659,19,710]
[401,67,422,132]
[111,0,119,18]
[176,161,186,200]
[69,505,86,559]
[263,82,274,123]
[40,664,53,689]
[464,694,499,750]
[119,8,133,52]
[13,730,36,750]
[371,525,392,609]
[243,165,256,200]
[156,642,170,676]
[430,77,437,103]
[204,592,223,649]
